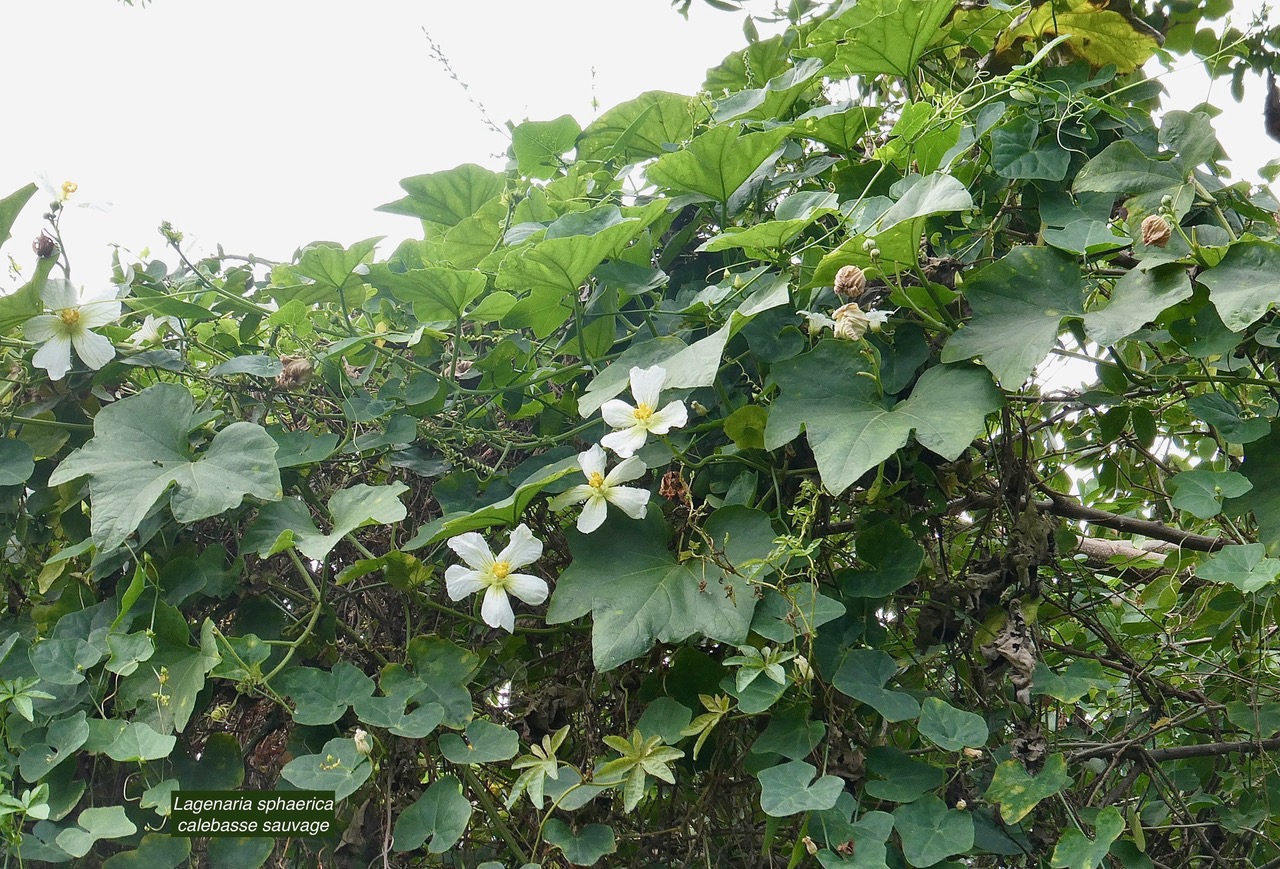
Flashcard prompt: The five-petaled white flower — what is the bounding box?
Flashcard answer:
[445,524,547,633]
[599,365,688,458]
[550,444,650,533]
[36,174,105,212]
[24,279,121,380]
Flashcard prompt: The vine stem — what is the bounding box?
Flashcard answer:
[463,766,530,864]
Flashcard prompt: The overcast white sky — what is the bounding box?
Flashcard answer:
[1,0,1276,289]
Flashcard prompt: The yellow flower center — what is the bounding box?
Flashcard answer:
[491,561,511,582]
[58,308,81,327]
[587,471,606,489]
[634,403,655,422]
[60,181,78,200]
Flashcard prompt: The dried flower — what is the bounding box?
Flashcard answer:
[1141,214,1172,248]
[834,264,866,301]
[33,232,57,259]
[276,355,313,388]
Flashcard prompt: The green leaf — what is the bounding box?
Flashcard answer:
[985,754,1072,824]
[101,834,190,869]
[548,512,757,671]
[1237,428,1280,552]
[916,697,988,751]
[942,246,1085,386]
[646,126,791,204]
[56,806,137,859]
[1040,192,1130,256]
[105,721,176,762]
[512,115,582,178]
[1197,240,1280,332]
[801,0,955,79]
[19,711,89,781]
[439,720,520,764]
[872,173,975,235]
[832,650,920,722]
[280,736,372,801]
[1225,701,1280,737]
[278,661,376,725]
[794,103,883,154]
[712,56,825,123]
[991,116,1069,180]
[767,342,1002,494]
[0,183,37,249]
[892,796,974,867]
[1032,660,1113,703]
[353,690,444,738]
[47,384,282,552]
[750,585,845,643]
[374,266,488,322]
[0,437,36,486]
[724,404,769,450]
[1073,140,1183,195]
[751,706,826,760]
[379,163,504,225]
[398,635,480,729]
[577,91,708,163]
[757,760,844,816]
[208,355,282,378]
[818,809,894,868]
[1051,805,1124,869]
[840,518,924,597]
[543,820,618,866]
[1084,264,1194,346]
[393,776,473,853]
[998,0,1163,74]
[246,482,408,562]
[1161,110,1219,170]
[269,429,339,468]
[635,698,694,746]
[156,620,221,733]
[1196,544,1280,593]
[1167,469,1252,519]
[864,747,945,802]
[206,838,273,869]
[1189,394,1269,445]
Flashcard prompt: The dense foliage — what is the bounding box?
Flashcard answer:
[5,1,1280,866]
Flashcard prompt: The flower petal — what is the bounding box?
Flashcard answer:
[601,425,648,458]
[577,496,608,533]
[481,586,515,632]
[549,485,593,512]
[604,456,646,486]
[646,400,689,435]
[577,444,607,477]
[629,365,667,408]
[447,532,495,571]
[497,524,543,569]
[445,565,486,600]
[601,398,637,429]
[24,315,62,344]
[71,329,116,371]
[40,279,78,311]
[77,298,121,328]
[32,335,73,380]
[605,486,650,520]
[505,572,549,606]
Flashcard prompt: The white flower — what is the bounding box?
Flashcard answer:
[36,174,106,211]
[599,365,688,458]
[865,309,891,331]
[796,310,835,334]
[24,279,121,380]
[128,314,180,347]
[445,524,547,633]
[353,728,372,756]
[549,444,650,533]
